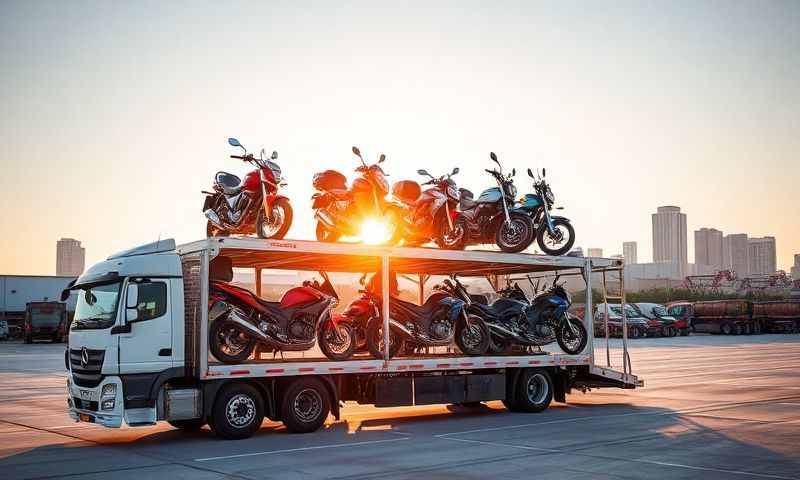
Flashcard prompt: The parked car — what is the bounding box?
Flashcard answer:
[593,303,648,338]
[634,303,681,337]
[665,301,694,335]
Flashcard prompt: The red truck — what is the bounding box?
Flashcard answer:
[684,300,757,335]
[752,301,800,333]
[24,301,68,343]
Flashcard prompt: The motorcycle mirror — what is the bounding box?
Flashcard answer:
[358,273,367,285]
[352,146,361,157]
[228,137,242,147]
[511,167,516,176]
[490,152,498,163]
[379,153,385,163]
[451,167,459,175]
[527,168,534,178]
[271,151,278,160]
[542,168,546,177]
[417,169,430,177]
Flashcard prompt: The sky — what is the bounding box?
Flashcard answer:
[1,0,798,275]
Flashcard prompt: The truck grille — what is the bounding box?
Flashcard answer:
[69,348,105,387]
[72,397,98,411]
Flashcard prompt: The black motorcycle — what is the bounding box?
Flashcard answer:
[449,276,587,355]
[362,274,490,359]
[516,168,575,256]
[451,152,535,253]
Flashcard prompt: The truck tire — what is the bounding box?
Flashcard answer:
[168,418,207,431]
[734,324,743,335]
[280,377,330,434]
[721,323,733,335]
[514,369,553,413]
[209,383,264,440]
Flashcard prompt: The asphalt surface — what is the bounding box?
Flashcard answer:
[1,334,799,480]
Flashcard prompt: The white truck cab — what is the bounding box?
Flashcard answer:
[65,239,191,428]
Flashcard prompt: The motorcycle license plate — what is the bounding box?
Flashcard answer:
[79,413,94,423]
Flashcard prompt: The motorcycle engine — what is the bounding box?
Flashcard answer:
[535,323,554,338]
[430,319,453,341]
[288,314,316,341]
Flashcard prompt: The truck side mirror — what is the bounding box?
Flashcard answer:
[125,283,139,322]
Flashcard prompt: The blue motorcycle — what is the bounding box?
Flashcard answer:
[517,168,575,256]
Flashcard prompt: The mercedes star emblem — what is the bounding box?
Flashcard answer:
[80,347,89,368]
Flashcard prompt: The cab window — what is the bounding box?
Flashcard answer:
[134,281,167,321]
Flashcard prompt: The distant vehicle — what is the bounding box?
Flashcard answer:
[633,303,681,337]
[0,319,8,340]
[24,301,67,343]
[593,303,648,338]
[752,301,800,333]
[691,300,756,335]
[665,301,694,335]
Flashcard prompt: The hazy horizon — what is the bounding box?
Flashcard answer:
[1,0,798,275]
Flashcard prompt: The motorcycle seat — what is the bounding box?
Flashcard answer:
[459,188,477,210]
[215,171,242,195]
[391,294,448,320]
[328,189,352,200]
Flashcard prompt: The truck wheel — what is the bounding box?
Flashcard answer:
[734,324,743,335]
[514,369,553,413]
[721,323,733,335]
[280,378,330,434]
[753,322,762,334]
[209,383,264,440]
[168,418,207,431]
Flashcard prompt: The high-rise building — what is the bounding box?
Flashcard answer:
[791,254,800,279]
[694,228,724,271]
[652,206,687,278]
[587,248,603,258]
[723,233,749,277]
[747,237,777,275]
[623,241,638,265]
[56,238,85,277]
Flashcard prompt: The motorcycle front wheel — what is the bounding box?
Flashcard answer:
[315,221,342,243]
[537,218,575,256]
[556,316,587,355]
[318,322,355,361]
[435,217,466,250]
[365,317,404,359]
[209,319,256,363]
[206,220,229,237]
[455,315,491,355]
[257,198,293,239]
[495,212,535,253]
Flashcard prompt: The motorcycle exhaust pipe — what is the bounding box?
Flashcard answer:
[224,307,272,342]
[204,209,226,230]
[314,210,337,229]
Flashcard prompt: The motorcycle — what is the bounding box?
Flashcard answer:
[452,152,536,253]
[312,146,396,244]
[202,137,293,239]
[207,256,354,363]
[449,275,588,355]
[387,167,462,248]
[357,272,490,359]
[516,168,575,256]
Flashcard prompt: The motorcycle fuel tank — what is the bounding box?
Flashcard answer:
[520,194,543,209]
[477,187,503,203]
[242,170,262,193]
[281,286,323,308]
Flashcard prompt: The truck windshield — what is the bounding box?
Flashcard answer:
[71,282,122,330]
[30,308,62,327]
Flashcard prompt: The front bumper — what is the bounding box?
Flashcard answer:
[66,375,123,428]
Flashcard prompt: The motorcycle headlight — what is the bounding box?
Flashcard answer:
[546,189,555,205]
[506,183,517,197]
[270,165,282,183]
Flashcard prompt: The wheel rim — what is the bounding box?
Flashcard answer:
[442,222,465,247]
[373,324,398,355]
[460,323,483,350]
[561,321,584,351]
[526,373,549,405]
[542,224,571,249]
[226,394,256,428]
[261,204,285,237]
[324,325,352,355]
[293,388,322,423]
[500,218,528,247]
[217,324,249,357]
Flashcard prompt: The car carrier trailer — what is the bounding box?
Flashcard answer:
[65,237,640,439]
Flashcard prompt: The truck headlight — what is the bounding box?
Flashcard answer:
[101,384,116,397]
[101,399,115,410]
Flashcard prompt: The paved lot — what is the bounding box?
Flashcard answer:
[1,335,799,479]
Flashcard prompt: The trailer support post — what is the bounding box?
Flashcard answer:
[382,255,391,361]
[584,260,594,361]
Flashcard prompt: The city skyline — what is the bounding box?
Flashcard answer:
[1,2,798,275]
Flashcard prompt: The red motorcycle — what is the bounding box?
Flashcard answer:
[207,256,354,363]
[388,168,461,248]
[202,137,293,239]
[311,146,397,244]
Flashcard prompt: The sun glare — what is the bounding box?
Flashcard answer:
[360,218,391,245]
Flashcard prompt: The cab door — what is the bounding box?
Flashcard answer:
[117,279,173,374]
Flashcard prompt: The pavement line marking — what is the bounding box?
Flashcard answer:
[439,436,799,480]
[194,437,410,462]
[435,395,800,438]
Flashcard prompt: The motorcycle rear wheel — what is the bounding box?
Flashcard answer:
[365,317,404,359]
[315,221,341,242]
[209,319,256,363]
[257,198,293,239]
[318,323,355,361]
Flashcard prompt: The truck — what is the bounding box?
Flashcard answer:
[24,301,68,343]
[752,301,800,333]
[63,237,640,440]
[690,300,756,335]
